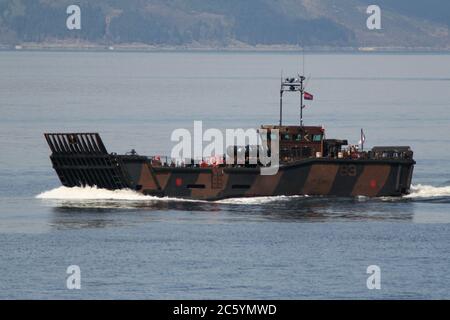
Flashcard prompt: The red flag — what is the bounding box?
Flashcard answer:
[304,91,313,100]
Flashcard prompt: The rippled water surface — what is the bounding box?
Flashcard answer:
[0,51,449,299]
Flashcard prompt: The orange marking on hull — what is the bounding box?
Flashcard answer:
[302,164,339,195]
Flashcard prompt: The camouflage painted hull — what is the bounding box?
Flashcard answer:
[127,158,414,200]
[45,133,415,200]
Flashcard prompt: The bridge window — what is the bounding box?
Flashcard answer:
[295,134,302,141]
[281,134,291,141]
[313,134,322,142]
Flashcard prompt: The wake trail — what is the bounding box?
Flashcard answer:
[36,184,450,204]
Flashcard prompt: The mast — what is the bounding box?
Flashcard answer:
[279,73,283,126]
[279,87,283,126]
[279,75,305,127]
[299,75,305,127]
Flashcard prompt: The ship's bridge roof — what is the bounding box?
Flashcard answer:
[260,125,324,134]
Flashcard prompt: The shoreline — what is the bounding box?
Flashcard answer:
[2,42,450,54]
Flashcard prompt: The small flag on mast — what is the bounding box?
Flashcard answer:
[359,128,366,150]
[304,91,313,100]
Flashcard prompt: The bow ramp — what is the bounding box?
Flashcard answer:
[44,133,135,190]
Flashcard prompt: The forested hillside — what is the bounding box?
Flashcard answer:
[1,0,449,49]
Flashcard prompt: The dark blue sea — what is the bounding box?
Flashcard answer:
[0,51,449,299]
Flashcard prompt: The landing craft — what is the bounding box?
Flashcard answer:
[44,75,415,200]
